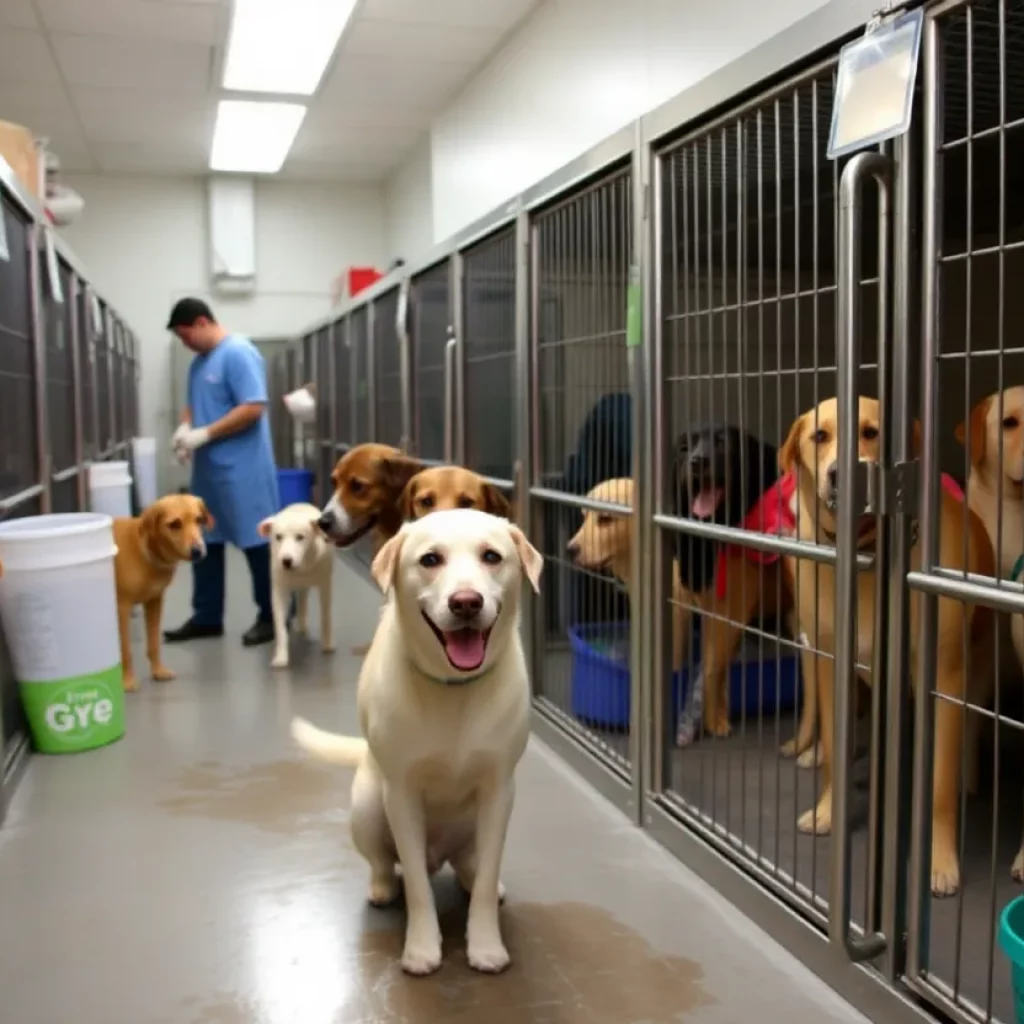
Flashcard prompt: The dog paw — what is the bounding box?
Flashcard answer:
[1013,849,1024,883]
[151,665,176,683]
[797,797,832,835]
[270,653,289,669]
[467,938,511,974]
[401,939,442,977]
[796,742,823,769]
[122,673,139,693]
[931,852,961,897]
[676,721,698,748]
[368,876,401,908]
[705,718,732,739]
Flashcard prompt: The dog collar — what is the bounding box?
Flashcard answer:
[418,662,494,687]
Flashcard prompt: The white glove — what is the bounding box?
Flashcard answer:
[171,422,190,450]
[176,426,211,453]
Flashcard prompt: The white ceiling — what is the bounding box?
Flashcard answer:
[0,0,540,182]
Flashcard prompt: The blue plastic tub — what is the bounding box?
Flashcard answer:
[277,468,314,510]
[569,620,801,730]
[999,895,1024,1022]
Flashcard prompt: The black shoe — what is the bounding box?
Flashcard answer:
[243,619,275,647]
[163,620,224,643]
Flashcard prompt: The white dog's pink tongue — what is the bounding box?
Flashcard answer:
[444,629,486,670]
[692,487,724,519]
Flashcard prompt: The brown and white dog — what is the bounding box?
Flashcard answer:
[400,465,512,522]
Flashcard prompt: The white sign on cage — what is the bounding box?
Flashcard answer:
[828,6,924,161]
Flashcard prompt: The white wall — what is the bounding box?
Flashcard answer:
[60,174,387,490]
[384,138,434,262]
[428,0,846,241]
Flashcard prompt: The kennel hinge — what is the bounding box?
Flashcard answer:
[866,460,919,517]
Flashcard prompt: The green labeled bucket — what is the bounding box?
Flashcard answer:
[0,513,125,754]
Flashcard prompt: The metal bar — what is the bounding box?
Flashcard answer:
[630,123,652,822]
[443,333,457,463]
[52,465,82,484]
[531,486,631,516]
[832,149,891,961]
[28,224,51,513]
[68,275,87,511]
[366,303,377,443]
[398,277,413,452]
[0,484,45,514]
[907,15,941,980]
[452,250,466,465]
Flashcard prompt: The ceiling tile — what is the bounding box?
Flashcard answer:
[36,0,222,44]
[0,31,64,86]
[93,139,207,174]
[50,33,213,92]
[319,53,473,110]
[342,18,501,63]
[0,0,39,30]
[75,88,215,141]
[359,0,538,30]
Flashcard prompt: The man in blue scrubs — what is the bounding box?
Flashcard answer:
[163,298,279,647]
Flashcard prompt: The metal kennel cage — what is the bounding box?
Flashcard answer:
[410,260,451,463]
[373,287,404,450]
[0,160,139,821]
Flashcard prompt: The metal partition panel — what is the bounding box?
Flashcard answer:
[527,164,635,778]
[373,288,403,448]
[77,287,96,460]
[351,306,371,443]
[463,228,516,485]
[411,261,451,462]
[905,4,1024,1023]
[316,326,334,503]
[268,352,286,467]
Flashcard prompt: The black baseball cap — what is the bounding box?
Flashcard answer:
[166,297,216,330]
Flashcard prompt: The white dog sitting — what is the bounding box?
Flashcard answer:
[258,502,335,669]
[291,508,543,976]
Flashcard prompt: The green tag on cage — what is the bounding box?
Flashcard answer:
[625,265,642,348]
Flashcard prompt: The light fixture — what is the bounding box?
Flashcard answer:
[209,100,307,173]
[222,0,358,95]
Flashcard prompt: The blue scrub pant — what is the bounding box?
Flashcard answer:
[191,543,273,628]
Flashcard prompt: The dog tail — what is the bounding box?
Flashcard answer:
[290,716,367,767]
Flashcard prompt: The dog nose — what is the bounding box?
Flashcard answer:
[189,545,205,563]
[282,556,294,570]
[317,512,335,533]
[448,589,484,619]
[827,463,839,492]
[567,541,580,560]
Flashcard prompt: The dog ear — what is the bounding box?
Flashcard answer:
[139,504,164,546]
[257,517,274,539]
[482,483,512,519]
[371,532,405,593]
[398,477,418,520]
[779,414,807,474]
[507,524,544,594]
[955,396,990,466]
[195,498,215,530]
[379,455,422,495]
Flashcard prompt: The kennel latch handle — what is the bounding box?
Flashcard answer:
[833,149,893,963]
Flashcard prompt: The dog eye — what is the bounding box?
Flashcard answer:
[811,429,829,445]
[861,425,879,441]
[481,549,503,565]
[419,495,435,509]
[596,515,613,527]
[275,533,284,542]
[295,534,305,542]
[1004,415,1020,430]
[419,551,443,568]
[168,519,182,531]
[458,495,475,509]
[349,479,365,494]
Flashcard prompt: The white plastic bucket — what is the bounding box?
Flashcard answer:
[89,460,132,519]
[0,513,125,754]
[131,437,157,508]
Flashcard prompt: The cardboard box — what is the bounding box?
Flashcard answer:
[0,120,41,203]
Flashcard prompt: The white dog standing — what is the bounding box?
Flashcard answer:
[259,502,335,669]
[291,508,543,976]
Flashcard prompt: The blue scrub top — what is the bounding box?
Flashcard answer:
[187,334,279,549]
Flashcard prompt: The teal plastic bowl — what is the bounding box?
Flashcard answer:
[998,895,1024,1023]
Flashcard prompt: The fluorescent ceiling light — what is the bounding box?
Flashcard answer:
[223,0,357,95]
[210,100,306,173]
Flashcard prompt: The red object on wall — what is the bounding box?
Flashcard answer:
[348,267,382,296]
